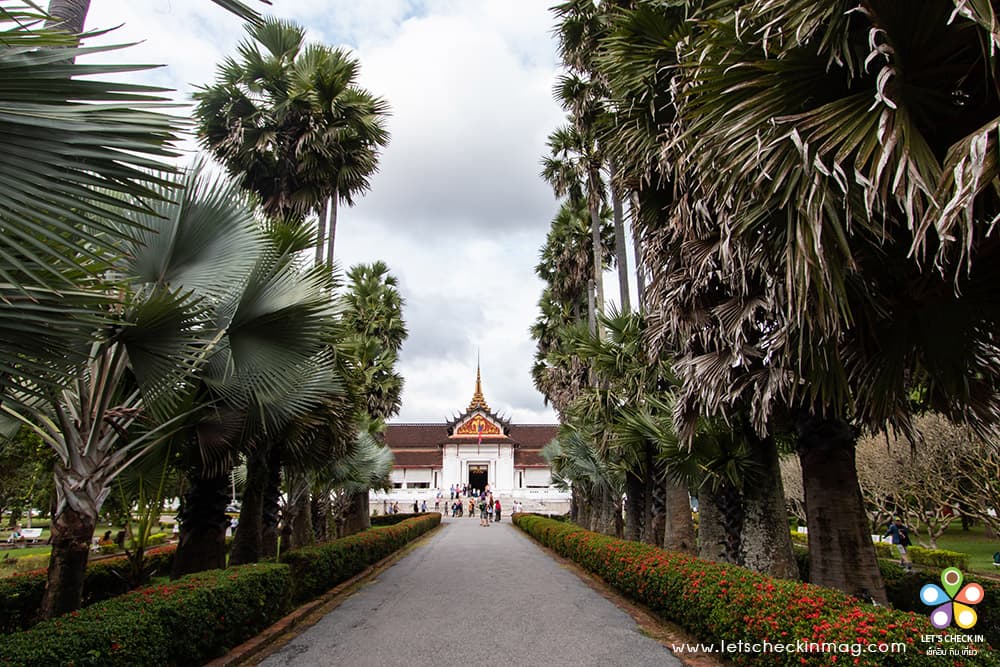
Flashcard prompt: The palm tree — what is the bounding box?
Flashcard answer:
[45,0,270,35]
[542,125,608,334]
[172,248,340,576]
[543,428,617,530]
[320,428,394,538]
[333,261,407,534]
[341,261,407,420]
[594,0,1000,603]
[2,163,261,618]
[552,0,633,313]
[531,198,613,414]
[194,18,390,266]
[0,9,182,407]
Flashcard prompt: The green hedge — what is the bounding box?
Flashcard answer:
[515,515,996,666]
[0,563,290,667]
[370,512,426,526]
[282,512,439,604]
[0,545,176,634]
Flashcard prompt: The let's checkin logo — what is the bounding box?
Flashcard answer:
[919,567,984,629]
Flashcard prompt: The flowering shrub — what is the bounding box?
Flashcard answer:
[0,563,290,666]
[0,545,176,633]
[282,512,440,604]
[514,514,996,666]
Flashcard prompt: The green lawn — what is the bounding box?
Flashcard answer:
[929,524,999,575]
[0,523,134,577]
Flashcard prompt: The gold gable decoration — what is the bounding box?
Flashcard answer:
[455,414,501,437]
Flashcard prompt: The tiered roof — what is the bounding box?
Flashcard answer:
[383,364,557,468]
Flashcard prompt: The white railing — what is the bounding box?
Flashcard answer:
[370,488,571,503]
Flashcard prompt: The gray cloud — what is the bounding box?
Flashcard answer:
[81,0,562,426]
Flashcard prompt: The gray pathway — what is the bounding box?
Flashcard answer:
[260,512,681,667]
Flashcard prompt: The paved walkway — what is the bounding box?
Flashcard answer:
[259,513,682,667]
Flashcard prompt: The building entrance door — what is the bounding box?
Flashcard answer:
[468,464,488,494]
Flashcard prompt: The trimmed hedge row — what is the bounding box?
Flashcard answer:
[0,563,290,667]
[877,542,969,570]
[0,545,176,633]
[0,514,440,664]
[515,514,996,666]
[282,512,440,604]
[791,531,970,570]
[370,512,427,526]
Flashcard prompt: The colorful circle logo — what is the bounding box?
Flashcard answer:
[919,567,984,630]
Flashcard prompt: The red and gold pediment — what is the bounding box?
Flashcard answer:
[454,414,501,437]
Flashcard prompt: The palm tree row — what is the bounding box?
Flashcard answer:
[0,3,400,621]
[535,0,1000,606]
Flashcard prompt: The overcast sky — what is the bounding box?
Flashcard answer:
[83,0,630,424]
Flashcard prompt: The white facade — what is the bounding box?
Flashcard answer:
[373,367,568,508]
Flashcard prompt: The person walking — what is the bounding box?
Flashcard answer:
[884,518,913,571]
[468,497,476,518]
[494,499,501,523]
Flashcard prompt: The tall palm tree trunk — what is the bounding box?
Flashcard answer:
[229,444,271,565]
[261,447,282,558]
[663,479,696,553]
[289,474,313,549]
[797,415,887,603]
[324,190,339,268]
[624,470,642,541]
[45,0,90,34]
[311,490,328,542]
[608,160,629,312]
[592,486,619,536]
[640,444,656,544]
[740,435,797,578]
[587,279,597,337]
[587,164,605,336]
[697,486,728,563]
[341,492,370,537]
[40,471,97,619]
[630,193,645,312]
[171,472,229,578]
[315,198,329,266]
[574,484,592,528]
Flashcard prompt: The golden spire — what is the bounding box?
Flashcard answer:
[468,358,490,412]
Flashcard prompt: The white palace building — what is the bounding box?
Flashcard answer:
[370,366,570,512]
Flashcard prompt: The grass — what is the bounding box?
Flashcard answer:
[930,523,999,576]
[0,523,132,578]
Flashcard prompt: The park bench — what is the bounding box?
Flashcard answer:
[20,528,42,544]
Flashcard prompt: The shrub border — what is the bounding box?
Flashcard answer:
[514,514,995,666]
[0,514,441,665]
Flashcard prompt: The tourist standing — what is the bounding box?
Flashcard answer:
[494,499,501,523]
[468,497,475,518]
